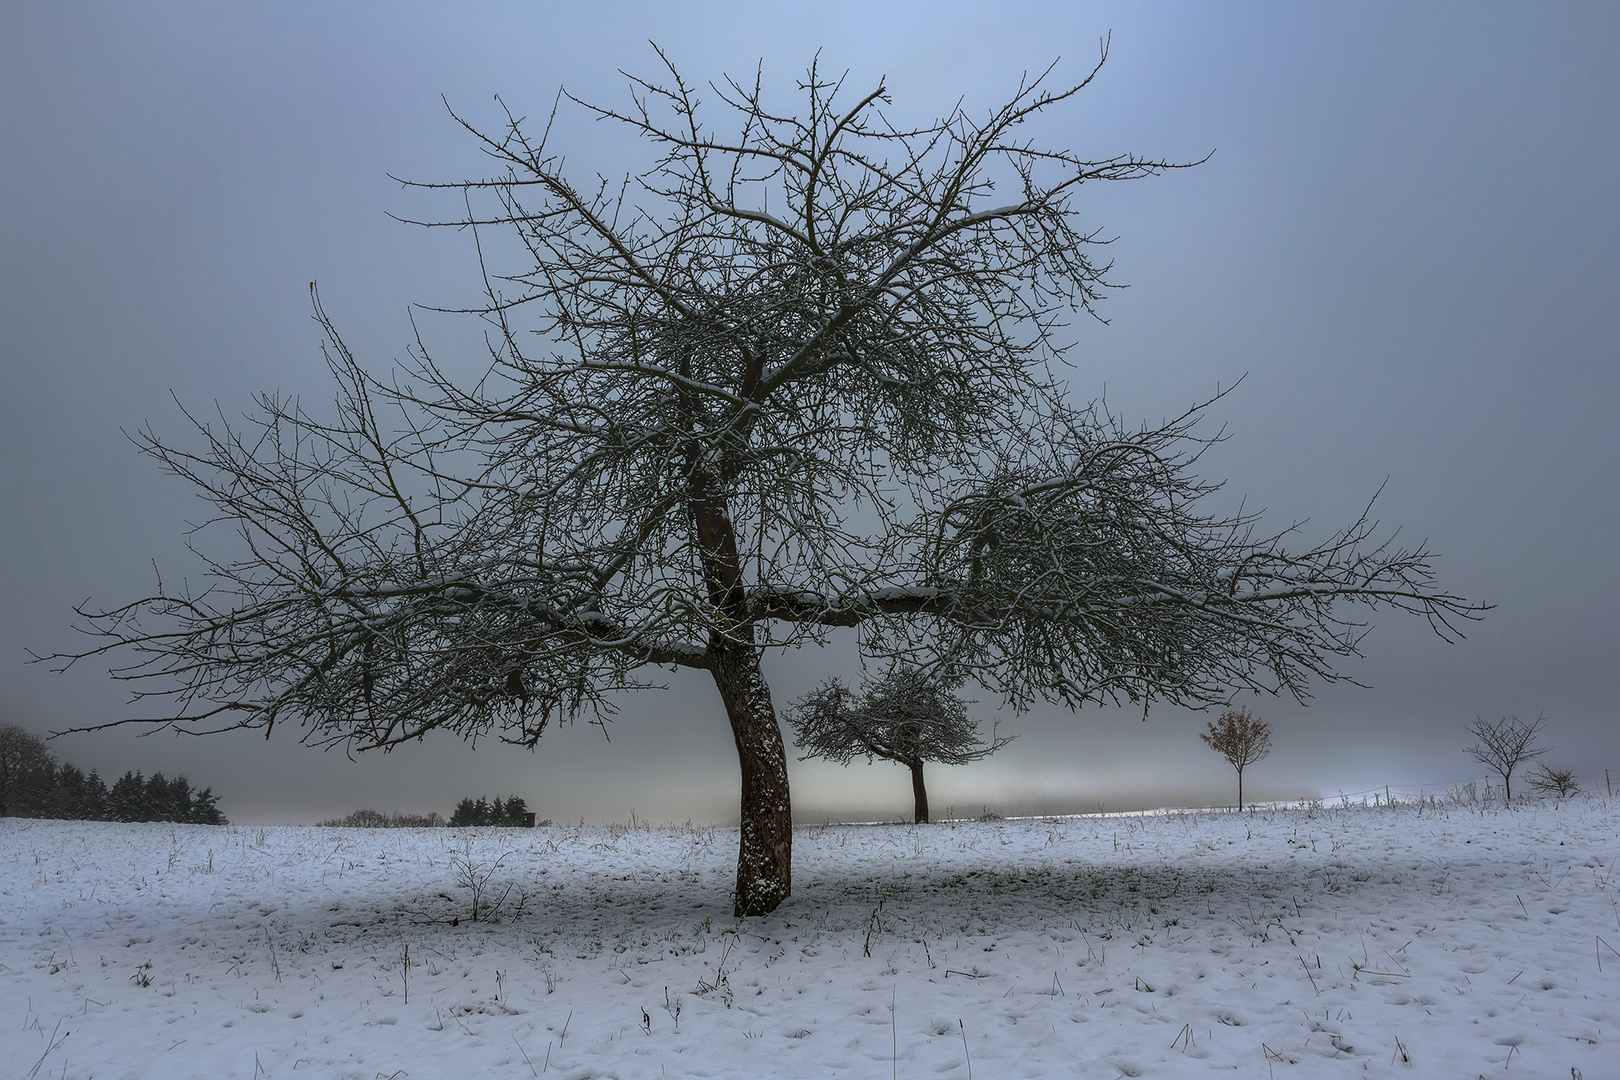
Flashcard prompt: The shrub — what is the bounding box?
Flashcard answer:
[318,809,446,828]
[1525,763,1578,798]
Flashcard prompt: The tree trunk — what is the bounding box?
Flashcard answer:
[687,444,791,915]
[711,642,792,916]
[1237,765,1244,812]
[909,759,929,824]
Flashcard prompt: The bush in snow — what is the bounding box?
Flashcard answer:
[1525,762,1578,798]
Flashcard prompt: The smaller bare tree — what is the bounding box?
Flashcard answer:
[1464,714,1548,801]
[1525,763,1578,799]
[1201,707,1272,811]
[786,669,1013,824]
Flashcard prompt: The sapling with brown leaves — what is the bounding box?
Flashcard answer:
[787,668,1012,823]
[1201,707,1272,811]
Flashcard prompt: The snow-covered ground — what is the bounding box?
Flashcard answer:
[3,798,1617,1078]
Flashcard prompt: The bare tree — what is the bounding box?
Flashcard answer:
[0,722,58,817]
[787,668,1012,824]
[1465,714,1549,801]
[43,46,1485,915]
[1201,707,1271,810]
[1525,762,1578,799]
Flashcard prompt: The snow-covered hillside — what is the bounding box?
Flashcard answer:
[3,799,1616,1078]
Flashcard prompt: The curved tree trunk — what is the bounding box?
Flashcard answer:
[908,759,930,824]
[711,641,792,916]
[689,442,792,915]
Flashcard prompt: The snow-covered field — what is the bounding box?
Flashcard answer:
[4,799,1617,1079]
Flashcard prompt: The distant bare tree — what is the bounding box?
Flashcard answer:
[0,722,58,817]
[1201,707,1271,810]
[1525,762,1578,799]
[1464,714,1548,801]
[787,668,1013,823]
[43,46,1486,915]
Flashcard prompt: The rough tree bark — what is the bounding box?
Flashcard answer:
[710,640,792,914]
[908,759,930,825]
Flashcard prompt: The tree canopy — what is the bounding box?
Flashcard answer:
[1200,706,1272,810]
[48,46,1483,914]
[1464,714,1549,801]
[788,667,1012,823]
[0,722,57,816]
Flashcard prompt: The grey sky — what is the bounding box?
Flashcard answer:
[3,2,1616,823]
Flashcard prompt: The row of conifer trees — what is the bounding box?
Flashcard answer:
[53,763,228,824]
[1,720,227,822]
[449,794,531,827]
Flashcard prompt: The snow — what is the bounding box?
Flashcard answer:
[3,798,1617,1078]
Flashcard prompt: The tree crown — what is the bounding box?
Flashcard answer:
[1200,706,1272,770]
[786,668,1013,767]
[1464,714,1549,782]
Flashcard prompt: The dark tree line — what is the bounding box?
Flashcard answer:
[450,794,532,827]
[0,722,226,823]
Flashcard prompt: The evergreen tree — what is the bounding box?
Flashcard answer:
[109,770,149,821]
[15,751,223,823]
[502,796,529,826]
[187,786,227,825]
[162,774,194,822]
[144,772,172,821]
[450,797,479,827]
[55,762,90,819]
[449,794,533,826]
[81,769,109,820]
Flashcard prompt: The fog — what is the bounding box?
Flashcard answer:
[3,2,1616,823]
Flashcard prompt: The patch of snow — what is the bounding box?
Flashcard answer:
[2,799,1616,1077]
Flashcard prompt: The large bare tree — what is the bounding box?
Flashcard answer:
[46,48,1484,915]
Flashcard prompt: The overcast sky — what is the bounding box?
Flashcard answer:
[3,2,1616,824]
